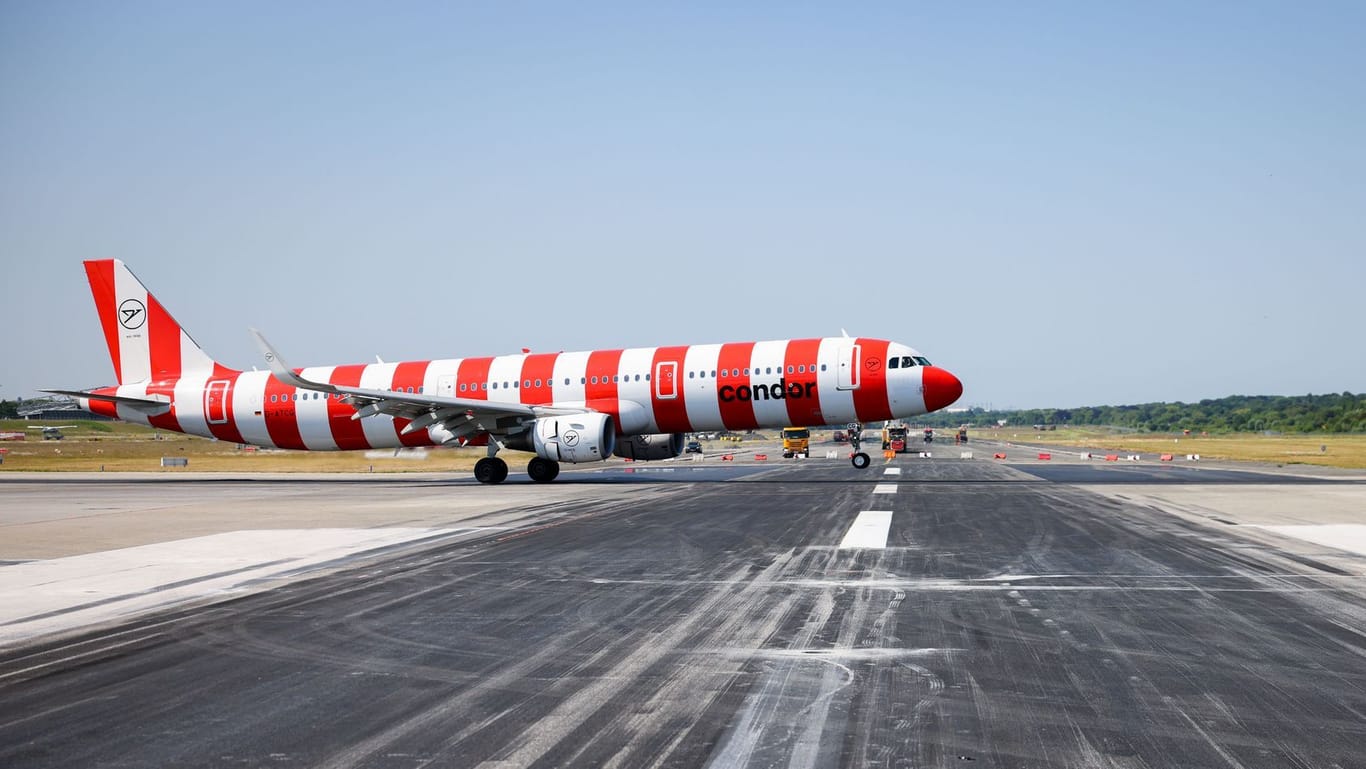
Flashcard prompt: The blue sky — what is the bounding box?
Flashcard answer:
[2,2,1363,409]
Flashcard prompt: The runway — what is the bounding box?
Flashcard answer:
[2,450,1365,768]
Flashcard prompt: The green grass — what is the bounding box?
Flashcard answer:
[974,427,1366,469]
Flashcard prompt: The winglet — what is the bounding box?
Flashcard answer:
[249,329,337,393]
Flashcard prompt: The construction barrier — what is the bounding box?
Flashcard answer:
[721,454,734,461]
[161,457,189,468]
[1038,453,1052,461]
[1104,454,1119,462]
[884,450,896,460]
[754,454,768,461]
[960,451,973,459]
[993,453,1007,460]
[1160,454,1174,461]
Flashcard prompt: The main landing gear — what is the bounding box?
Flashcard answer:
[472,455,561,484]
[850,452,871,469]
[473,457,509,484]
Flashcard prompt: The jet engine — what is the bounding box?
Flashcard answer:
[506,413,616,464]
[613,433,686,461]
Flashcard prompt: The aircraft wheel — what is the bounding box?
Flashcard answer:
[851,452,871,469]
[474,457,509,484]
[527,457,560,483]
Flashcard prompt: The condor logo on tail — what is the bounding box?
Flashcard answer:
[718,377,817,403]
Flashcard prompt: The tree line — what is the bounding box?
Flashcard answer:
[918,392,1366,434]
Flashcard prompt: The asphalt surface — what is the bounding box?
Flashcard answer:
[2,456,1365,768]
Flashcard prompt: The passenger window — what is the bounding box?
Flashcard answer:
[743,368,750,376]
[480,383,487,390]
[492,382,498,390]
[732,368,739,377]
[787,365,794,374]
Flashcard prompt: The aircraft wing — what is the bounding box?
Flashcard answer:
[250,330,585,441]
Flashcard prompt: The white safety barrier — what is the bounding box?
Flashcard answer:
[1126,454,1141,461]
[919,451,933,458]
[826,450,839,459]
[1080,452,1093,460]
[960,451,973,459]
[1186,454,1201,461]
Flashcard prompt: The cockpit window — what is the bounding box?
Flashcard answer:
[888,357,899,369]
[914,356,931,366]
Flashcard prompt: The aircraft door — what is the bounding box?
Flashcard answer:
[654,361,679,399]
[836,345,861,391]
[205,380,230,424]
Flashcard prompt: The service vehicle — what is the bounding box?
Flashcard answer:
[781,427,811,458]
[881,422,909,452]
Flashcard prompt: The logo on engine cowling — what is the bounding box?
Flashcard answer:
[562,430,580,446]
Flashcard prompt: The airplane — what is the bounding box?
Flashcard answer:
[46,260,963,483]
[28,425,76,440]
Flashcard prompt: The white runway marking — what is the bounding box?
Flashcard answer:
[873,483,897,494]
[839,511,894,549]
[883,467,902,475]
[1254,524,1366,558]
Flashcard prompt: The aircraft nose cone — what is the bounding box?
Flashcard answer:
[923,367,963,412]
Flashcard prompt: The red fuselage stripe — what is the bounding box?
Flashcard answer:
[327,365,371,450]
[391,360,434,447]
[649,346,692,433]
[783,338,824,427]
[262,375,307,450]
[716,342,759,431]
[851,338,892,424]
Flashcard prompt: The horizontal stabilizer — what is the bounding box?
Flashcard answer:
[40,388,173,416]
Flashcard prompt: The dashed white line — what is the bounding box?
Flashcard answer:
[873,483,897,494]
[839,511,894,549]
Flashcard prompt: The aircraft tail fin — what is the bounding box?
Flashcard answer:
[83,259,221,385]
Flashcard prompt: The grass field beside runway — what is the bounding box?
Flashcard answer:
[974,426,1366,469]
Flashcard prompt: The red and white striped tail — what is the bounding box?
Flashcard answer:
[83,259,218,385]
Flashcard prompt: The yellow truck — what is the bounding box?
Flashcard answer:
[781,427,810,458]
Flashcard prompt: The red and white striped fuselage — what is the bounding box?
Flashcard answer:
[79,337,961,451]
[54,259,963,481]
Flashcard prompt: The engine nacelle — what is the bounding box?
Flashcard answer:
[511,413,616,464]
[613,433,686,461]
